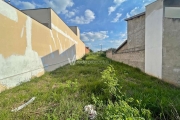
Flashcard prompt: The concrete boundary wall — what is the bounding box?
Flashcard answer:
[106,49,145,71]
[107,0,180,86]
[162,18,180,86]
[0,1,85,92]
[109,13,145,72]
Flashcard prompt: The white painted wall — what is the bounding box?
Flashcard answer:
[145,0,163,78]
[0,16,44,88]
[0,1,84,91]
[165,7,180,18]
[0,15,77,88]
[0,0,18,22]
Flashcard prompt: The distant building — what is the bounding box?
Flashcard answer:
[107,0,180,86]
[85,47,90,54]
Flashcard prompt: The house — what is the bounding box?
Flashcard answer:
[107,0,180,86]
[85,47,90,54]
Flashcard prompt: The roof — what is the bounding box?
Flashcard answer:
[115,40,127,53]
[21,8,51,11]
[125,12,145,21]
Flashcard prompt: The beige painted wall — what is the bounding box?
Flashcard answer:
[51,10,85,59]
[0,1,85,92]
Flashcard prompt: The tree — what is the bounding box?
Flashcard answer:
[90,49,93,53]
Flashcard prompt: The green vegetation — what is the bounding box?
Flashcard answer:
[0,53,179,120]
[91,65,152,120]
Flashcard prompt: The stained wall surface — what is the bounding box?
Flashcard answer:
[145,0,163,78]
[107,0,180,86]
[161,0,180,86]
[50,10,85,59]
[116,42,128,53]
[111,15,145,72]
[41,45,76,72]
[0,1,85,92]
[162,19,180,86]
[106,50,113,59]
[127,15,145,49]
[126,15,145,71]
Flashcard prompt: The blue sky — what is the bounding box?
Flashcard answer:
[5,0,155,51]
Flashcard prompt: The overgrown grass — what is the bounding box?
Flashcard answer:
[0,53,179,120]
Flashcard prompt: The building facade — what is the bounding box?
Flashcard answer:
[0,1,85,92]
[107,0,180,86]
[85,47,90,54]
[109,12,145,72]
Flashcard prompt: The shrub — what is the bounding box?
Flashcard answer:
[92,65,152,120]
[82,54,88,60]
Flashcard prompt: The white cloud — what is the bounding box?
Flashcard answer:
[114,0,127,5]
[94,47,109,52]
[126,13,130,18]
[11,0,36,9]
[120,32,127,39]
[10,0,75,14]
[130,7,140,15]
[44,0,74,14]
[62,9,78,18]
[85,43,92,46]
[70,9,95,24]
[107,31,126,48]
[21,2,36,9]
[111,13,122,23]
[67,11,75,18]
[110,31,114,34]
[126,6,143,18]
[142,0,155,7]
[125,6,143,18]
[108,6,116,15]
[109,39,126,48]
[113,31,127,39]
[109,40,122,44]
[108,0,126,15]
[126,0,155,18]
[81,31,109,42]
